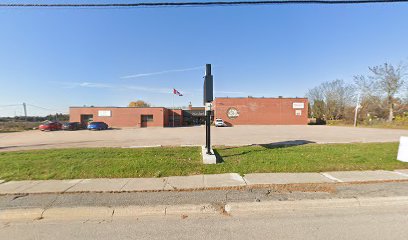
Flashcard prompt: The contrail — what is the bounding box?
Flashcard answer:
[121,66,203,79]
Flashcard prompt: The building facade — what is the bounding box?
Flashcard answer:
[213,97,308,126]
[70,107,166,128]
[69,97,308,128]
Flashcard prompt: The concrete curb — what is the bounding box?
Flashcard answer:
[225,196,408,214]
[3,196,408,222]
[224,198,360,214]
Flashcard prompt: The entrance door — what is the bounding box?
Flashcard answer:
[141,115,153,127]
[80,114,93,126]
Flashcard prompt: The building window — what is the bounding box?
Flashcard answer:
[141,115,154,122]
[295,110,302,116]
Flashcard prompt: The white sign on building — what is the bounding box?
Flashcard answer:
[227,107,240,119]
[98,110,112,117]
[397,136,408,162]
[293,102,305,109]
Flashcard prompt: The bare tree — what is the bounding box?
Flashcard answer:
[404,84,408,105]
[322,79,355,120]
[306,79,354,120]
[368,63,406,122]
[353,75,376,98]
[306,86,325,120]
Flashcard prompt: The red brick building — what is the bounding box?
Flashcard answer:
[69,97,308,128]
[213,97,308,126]
[69,107,182,128]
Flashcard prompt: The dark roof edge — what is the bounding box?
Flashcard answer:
[69,106,167,109]
[214,97,308,100]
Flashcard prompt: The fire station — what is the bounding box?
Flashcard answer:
[69,97,308,127]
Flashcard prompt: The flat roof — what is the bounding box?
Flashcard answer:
[215,97,308,99]
[69,106,166,109]
[69,106,186,110]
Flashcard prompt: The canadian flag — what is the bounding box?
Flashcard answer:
[173,88,183,96]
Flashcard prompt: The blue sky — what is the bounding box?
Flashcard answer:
[1,2,408,116]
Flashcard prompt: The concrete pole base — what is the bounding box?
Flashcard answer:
[201,145,217,164]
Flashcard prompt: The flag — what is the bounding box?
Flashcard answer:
[173,88,183,96]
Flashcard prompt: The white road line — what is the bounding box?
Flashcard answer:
[320,172,344,183]
[393,171,408,178]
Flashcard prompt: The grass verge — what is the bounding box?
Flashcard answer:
[0,143,406,180]
[326,120,408,130]
[209,142,406,175]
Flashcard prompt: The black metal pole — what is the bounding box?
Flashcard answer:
[205,111,208,149]
[204,63,213,155]
[206,110,211,154]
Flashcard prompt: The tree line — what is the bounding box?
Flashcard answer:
[307,62,408,124]
[0,114,70,122]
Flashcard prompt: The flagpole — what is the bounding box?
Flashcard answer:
[172,89,175,127]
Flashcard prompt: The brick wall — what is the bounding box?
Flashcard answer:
[213,98,308,125]
[69,107,166,128]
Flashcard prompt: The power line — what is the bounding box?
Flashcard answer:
[26,103,68,113]
[0,0,407,8]
[0,104,21,107]
[26,103,55,111]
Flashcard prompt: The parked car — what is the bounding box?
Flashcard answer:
[215,118,227,127]
[62,122,83,131]
[39,122,62,131]
[87,122,109,130]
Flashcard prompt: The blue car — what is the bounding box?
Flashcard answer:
[87,122,109,130]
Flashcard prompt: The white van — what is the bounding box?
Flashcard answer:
[215,118,227,127]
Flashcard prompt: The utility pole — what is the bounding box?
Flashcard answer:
[203,64,214,155]
[22,102,27,121]
[354,94,361,127]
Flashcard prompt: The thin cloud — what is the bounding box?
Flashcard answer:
[51,81,113,89]
[78,82,112,88]
[215,90,245,95]
[52,81,177,94]
[121,66,203,79]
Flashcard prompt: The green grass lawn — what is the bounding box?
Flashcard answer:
[0,143,406,180]
[209,142,407,175]
[0,147,202,181]
[326,120,408,130]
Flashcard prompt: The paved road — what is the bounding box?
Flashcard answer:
[3,182,408,239]
[0,125,406,151]
[2,181,408,210]
[2,202,408,240]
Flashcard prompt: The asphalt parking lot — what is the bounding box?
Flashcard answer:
[0,125,407,152]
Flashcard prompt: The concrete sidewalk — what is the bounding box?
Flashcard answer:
[1,170,408,195]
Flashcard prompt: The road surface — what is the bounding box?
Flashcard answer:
[1,202,408,240]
